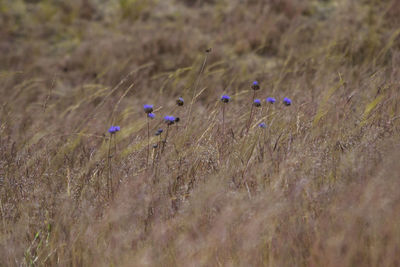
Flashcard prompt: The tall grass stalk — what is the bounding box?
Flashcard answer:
[246,90,257,134]
[185,50,210,132]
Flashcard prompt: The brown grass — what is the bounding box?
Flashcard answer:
[1,0,400,266]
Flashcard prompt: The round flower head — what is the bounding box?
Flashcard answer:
[176,97,184,106]
[266,97,276,104]
[155,129,163,136]
[148,113,155,119]
[253,99,262,107]
[251,80,260,90]
[164,116,176,125]
[175,117,180,123]
[108,126,116,134]
[221,95,231,103]
[259,122,267,129]
[283,97,292,106]
[114,126,121,132]
[143,104,153,114]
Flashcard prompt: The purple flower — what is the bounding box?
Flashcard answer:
[108,126,116,134]
[283,97,292,106]
[164,116,176,125]
[251,80,260,90]
[143,104,153,114]
[259,122,267,129]
[148,113,155,119]
[266,97,276,104]
[254,99,262,107]
[221,95,231,103]
[176,97,184,106]
[108,126,120,134]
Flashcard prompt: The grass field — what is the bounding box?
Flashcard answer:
[1,0,400,266]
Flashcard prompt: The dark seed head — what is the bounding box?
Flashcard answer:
[176,97,184,106]
[155,129,163,136]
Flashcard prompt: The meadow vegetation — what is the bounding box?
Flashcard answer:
[1,0,400,266]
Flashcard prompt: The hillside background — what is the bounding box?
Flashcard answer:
[1,0,400,266]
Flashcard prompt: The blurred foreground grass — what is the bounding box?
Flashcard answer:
[1,0,400,266]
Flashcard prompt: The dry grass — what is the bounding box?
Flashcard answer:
[1,0,400,266]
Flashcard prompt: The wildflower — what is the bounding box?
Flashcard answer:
[108,126,116,134]
[164,116,176,125]
[253,99,262,107]
[155,129,163,136]
[266,97,276,104]
[148,113,155,119]
[251,80,260,90]
[259,122,267,129]
[143,104,153,114]
[221,95,231,103]
[114,126,120,132]
[283,97,292,106]
[176,97,184,106]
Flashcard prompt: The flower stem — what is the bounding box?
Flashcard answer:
[107,134,113,199]
[161,124,170,154]
[246,90,256,134]
[222,104,226,136]
[146,116,150,167]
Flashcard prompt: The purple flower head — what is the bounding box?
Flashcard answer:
[283,97,292,106]
[176,97,184,106]
[221,95,231,103]
[143,104,153,114]
[253,99,262,107]
[155,129,163,136]
[108,126,121,134]
[251,80,260,90]
[164,116,176,125]
[259,122,267,129]
[148,113,155,119]
[266,97,276,104]
[108,126,116,134]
